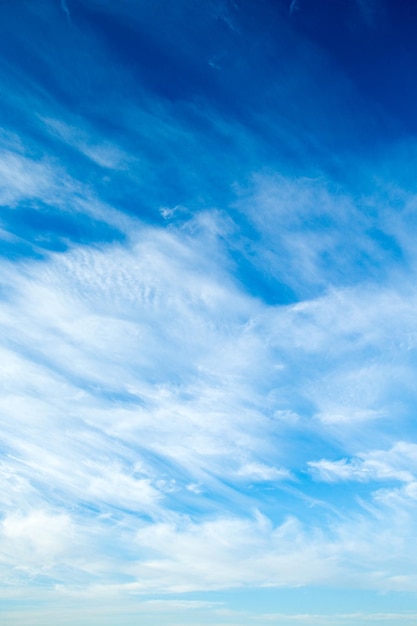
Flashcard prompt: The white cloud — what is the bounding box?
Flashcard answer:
[3,0,417,621]
[236,462,292,481]
[0,151,55,206]
[0,136,135,239]
[129,513,338,592]
[3,141,417,599]
[309,442,417,484]
[40,116,131,170]
[0,510,75,576]
[2,208,417,591]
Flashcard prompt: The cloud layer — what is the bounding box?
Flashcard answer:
[2,0,417,624]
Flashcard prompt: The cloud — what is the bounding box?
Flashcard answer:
[0,510,76,579]
[61,0,71,22]
[309,442,417,483]
[131,513,339,592]
[2,197,417,593]
[289,0,300,17]
[0,138,135,249]
[233,172,409,300]
[3,184,417,600]
[259,612,417,624]
[40,116,131,170]
[236,462,292,482]
[0,150,55,207]
[3,1,417,622]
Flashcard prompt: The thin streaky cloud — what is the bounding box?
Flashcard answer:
[2,0,417,623]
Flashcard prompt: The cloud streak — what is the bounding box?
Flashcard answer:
[2,0,417,623]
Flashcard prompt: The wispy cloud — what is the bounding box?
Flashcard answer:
[61,0,71,22]
[3,0,417,622]
[2,211,417,595]
[289,0,300,17]
[309,442,417,483]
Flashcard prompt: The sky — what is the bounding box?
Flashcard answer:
[2,0,417,624]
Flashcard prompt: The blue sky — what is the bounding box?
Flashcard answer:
[2,0,417,624]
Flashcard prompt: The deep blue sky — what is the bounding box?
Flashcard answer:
[2,1,417,625]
